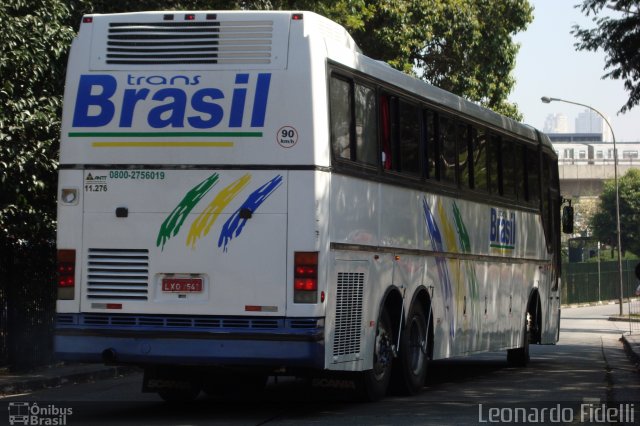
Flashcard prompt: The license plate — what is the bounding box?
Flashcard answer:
[162,277,203,293]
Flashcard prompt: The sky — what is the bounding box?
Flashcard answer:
[508,0,640,142]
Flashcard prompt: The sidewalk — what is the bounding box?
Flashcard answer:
[0,363,139,397]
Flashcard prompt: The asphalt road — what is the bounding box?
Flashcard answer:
[2,304,638,425]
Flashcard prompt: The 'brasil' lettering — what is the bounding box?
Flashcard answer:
[72,73,271,129]
[489,208,516,250]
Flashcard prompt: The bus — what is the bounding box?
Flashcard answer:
[55,10,570,401]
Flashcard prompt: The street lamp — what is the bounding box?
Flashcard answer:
[541,96,625,315]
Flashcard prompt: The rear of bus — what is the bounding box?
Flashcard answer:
[55,11,337,385]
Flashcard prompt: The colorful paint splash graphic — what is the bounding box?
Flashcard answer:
[157,173,219,250]
[422,197,455,338]
[186,174,252,249]
[218,175,283,252]
[157,173,282,252]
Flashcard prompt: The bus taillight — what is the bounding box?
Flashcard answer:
[57,249,75,300]
[294,252,318,303]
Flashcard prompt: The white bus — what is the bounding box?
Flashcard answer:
[55,10,569,401]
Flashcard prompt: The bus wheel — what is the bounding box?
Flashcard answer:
[356,309,394,401]
[392,303,429,395]
[157,381,201,403]
[507,315,530,367]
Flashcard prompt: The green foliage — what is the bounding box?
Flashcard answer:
[573,0,640,113]
[590,168,640,256]
[0,0,83,251]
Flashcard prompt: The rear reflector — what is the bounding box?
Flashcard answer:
[245,305,278,312]
[57,249,76,300]
[294,251,318,303]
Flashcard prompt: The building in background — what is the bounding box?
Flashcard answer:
[544,113,569,133]
[575,109,612,142]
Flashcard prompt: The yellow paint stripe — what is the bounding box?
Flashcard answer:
[186,174,252,249]
[91,141,234,148]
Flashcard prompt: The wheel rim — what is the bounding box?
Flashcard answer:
[407,315,427,375]
[373,318,393,381]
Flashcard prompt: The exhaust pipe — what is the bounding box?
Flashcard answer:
[102,348,117,364]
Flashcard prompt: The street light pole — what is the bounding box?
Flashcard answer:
[541,96,625,315]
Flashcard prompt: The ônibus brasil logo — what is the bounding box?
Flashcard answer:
[8,402,73,425]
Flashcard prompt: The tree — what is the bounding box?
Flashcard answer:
[590,168,640,257]
[572,0,640,113]
[0,0,82,256]
[259,1,534,119]
[350,0,533,119]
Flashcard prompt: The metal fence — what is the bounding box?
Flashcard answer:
[0,242,56,371]
[562,260,639,305]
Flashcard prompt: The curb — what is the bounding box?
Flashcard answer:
[0,365,139,397]
[620,334,640,369]
[562,298,639,309]
[608,315,640,323]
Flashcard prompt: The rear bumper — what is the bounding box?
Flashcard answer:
[54,313,325,369]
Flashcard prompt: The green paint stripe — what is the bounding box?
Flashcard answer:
[69,131,262,138]
[490,243,515,250]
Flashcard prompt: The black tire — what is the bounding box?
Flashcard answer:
[356,309,394,401]
[392,303,430,395]
[507,315,530,367]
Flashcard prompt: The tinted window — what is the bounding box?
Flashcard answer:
[502,140,516,198]
[458,123,470,188]
[330,77,352,160]
[489,135,502,194]
[514,144,526,201]
[439,116,457,185]
[424,109,436,179]
[472,127,488,192]
[355,84,377,166]
[526,146,540,205]
[398,101,421,175]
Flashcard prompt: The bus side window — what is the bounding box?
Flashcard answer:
[355,84,378,166]
[424,109,436,180]
[472,127,488,192]
[526,146,540,206]
[502,139,516,199]
[458,123,471,188]
[439,115,457,185]
[541,154,551,245]
[398,100,421,176]
[330,76,352,161]
[488,134,502,195]
[515,143,526,201]
[380,94,392,170]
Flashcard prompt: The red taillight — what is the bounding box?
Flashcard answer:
[292,13,303,20]
[294,252,318,303]
[57,249,75,287]
[185,14,196,21]
[57,249,76,300]
[294,278,316,291]
[82,16,93,24]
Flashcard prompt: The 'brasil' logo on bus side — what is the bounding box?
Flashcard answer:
[71,73,271,129]
[489,208,516,251]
